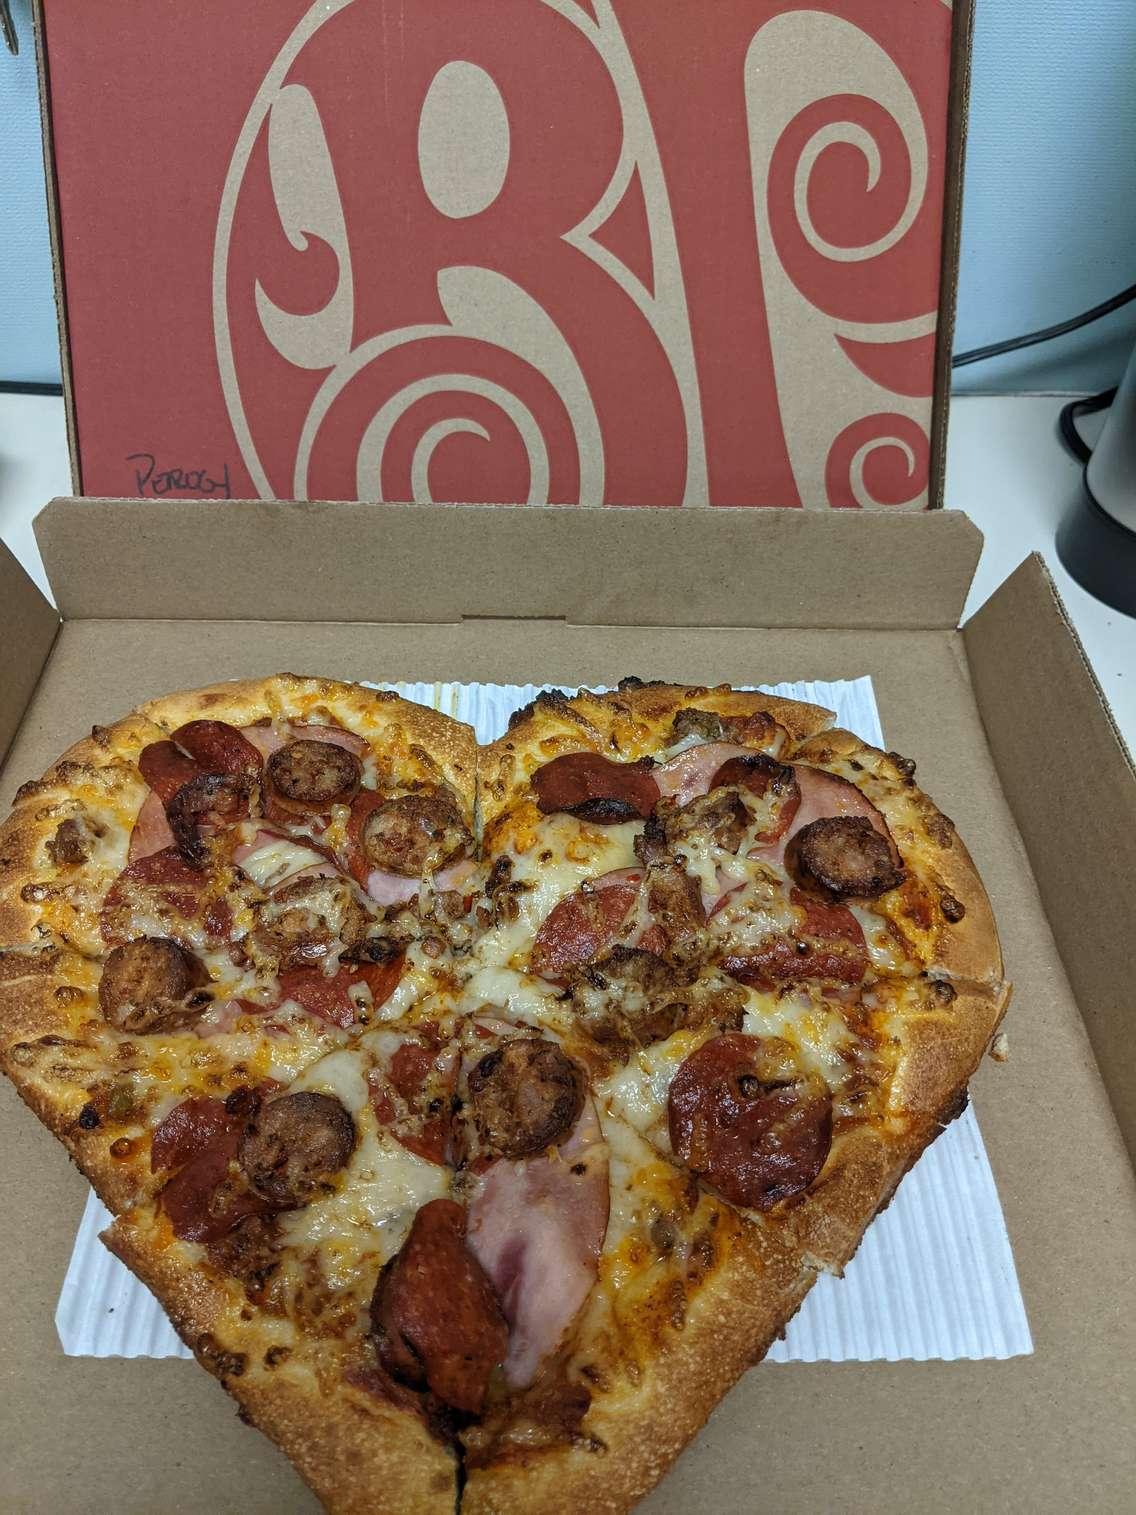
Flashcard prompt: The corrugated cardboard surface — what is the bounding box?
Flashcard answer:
[1,550,1134,1509]
[0,536,58,766]
[965,558,1136,1164]
[34,499,982,627]
[35,0,969,510]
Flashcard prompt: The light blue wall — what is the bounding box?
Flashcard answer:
[953,0,1136,392]
[0,0,60,386]
[1,0,1134,392]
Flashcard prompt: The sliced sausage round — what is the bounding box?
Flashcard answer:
[785,815,904,900]
[237,1091,355,1207]
[371,1197,507,1413]
[98,936,208,1034]
[571,946,691,1050]
[532,753,659,824]
[167,772,254,865]
[265,740,362,812]
[254,875,367,969]
[360,790,470,877]
[467,1037,584,1160]
[667,1033,832,1210]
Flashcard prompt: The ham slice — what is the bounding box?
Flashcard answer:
[756,765,895,868]
[654,743,753,806]
[240,721,367,758]
[364,855,477,908]
[466,1097,609,1389]
[232,829,342,889]
[240,725,287,760]
[128,790,175,861]
[365,871,423,907]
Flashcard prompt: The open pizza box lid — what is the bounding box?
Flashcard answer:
[33,0,967,511]
[0,500,1134,1511]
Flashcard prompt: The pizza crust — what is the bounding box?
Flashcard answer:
[0,674,1011,1514]
[480,681,834,827]
[104,1209,458,1515]
[0,710,164,944]
[789,729,1004,986]
[464,1216,814,1515]
[138,674,478,821]
[888,979,1011,1122]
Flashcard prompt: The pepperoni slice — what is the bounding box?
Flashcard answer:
[171,720,264,777]
[371,1198,507,1413]
[388,1042,438,1101]
[138,740,202,806]
[276,955,404,1029]
[720,889,868,987]
[151,1096,234,1173]
[157,1094,269,1243]
[532,753,659,824]
[101,848,207,945]
[344,789,388,884]
[529,871,642,981]
[370,1039,457,1165]
[667,1033,832,1210]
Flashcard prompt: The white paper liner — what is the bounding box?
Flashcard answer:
[56,678,1032,1363]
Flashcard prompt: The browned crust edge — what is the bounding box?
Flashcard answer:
[138,673,479,820]
[103,1212,457,1515]
[479,682,835,828]
[788,727,1004,987]
[0,708,163,944]
[464,1221,816,1515]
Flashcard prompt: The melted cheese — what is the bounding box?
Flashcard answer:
[505,816,642,935]
[460,962,560,1024]
[282,1112,449,1286]
[290,1049,370,1111]
[599,1110,689,1253]
[741,987,854,1089]
[848,903,916,975]
[238,837,328,890]
[598,1033,704,1144]
[371,942,440,1021]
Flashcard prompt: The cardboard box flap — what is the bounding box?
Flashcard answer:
[35,499,982,628]
[0,539,60,768]
[964,555,1136,1162]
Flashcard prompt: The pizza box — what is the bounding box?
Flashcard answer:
[0,498,1133,1513]
[32,0,968,509]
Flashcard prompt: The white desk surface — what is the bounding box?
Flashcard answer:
[1,393,1132,749]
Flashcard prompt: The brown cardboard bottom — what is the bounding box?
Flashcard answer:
[3,613,1134,1514]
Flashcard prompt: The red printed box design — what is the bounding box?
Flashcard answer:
[43,0,954,508]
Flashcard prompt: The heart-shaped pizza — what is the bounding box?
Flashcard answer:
[0,675,1008,1513]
